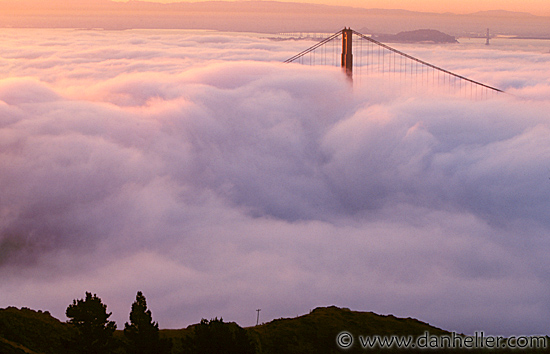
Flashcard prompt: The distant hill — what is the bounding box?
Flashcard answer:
[374,29,458,43]
[470,10,537,18]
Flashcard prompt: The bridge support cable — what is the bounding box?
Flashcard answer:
[351,30,504,94]
[284,30,342,64]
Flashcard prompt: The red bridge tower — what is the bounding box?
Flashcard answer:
[341,28,353,79]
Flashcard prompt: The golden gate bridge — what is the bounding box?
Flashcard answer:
[285,28,504,99]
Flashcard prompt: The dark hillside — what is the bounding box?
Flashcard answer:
[0,336,40,354]
[0,307,76,354]
[1,305,549,353]
[247,306,451,353]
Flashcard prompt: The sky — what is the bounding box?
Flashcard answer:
[1,0,549,35]
[0,28,550,337]
[2,0,550,16]
[110,0,550,16]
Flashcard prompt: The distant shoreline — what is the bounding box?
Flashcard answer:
[508,36,550,40]
[458,35,550,40]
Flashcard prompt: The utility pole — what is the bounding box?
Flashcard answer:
[256,309,261,326]
[341,28,353,80]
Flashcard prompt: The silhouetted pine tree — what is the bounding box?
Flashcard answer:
[124,291,171,354]
[65,292,117,354]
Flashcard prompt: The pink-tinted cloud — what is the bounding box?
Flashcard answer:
[1,29,549,336]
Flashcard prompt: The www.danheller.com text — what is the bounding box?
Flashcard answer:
[336,331,548,350]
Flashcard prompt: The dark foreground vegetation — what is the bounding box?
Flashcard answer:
[1,293,549,353]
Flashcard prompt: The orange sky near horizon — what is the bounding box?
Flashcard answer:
[0,0,548,16]
[114,0,550,16]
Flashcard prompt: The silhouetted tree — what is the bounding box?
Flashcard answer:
[181,317,256,354]
[65,292,117,354]
[124,291,171,354]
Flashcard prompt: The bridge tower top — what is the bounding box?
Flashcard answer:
[341,28,353,79]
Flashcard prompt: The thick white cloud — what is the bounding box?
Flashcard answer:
[1,29,550,336]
